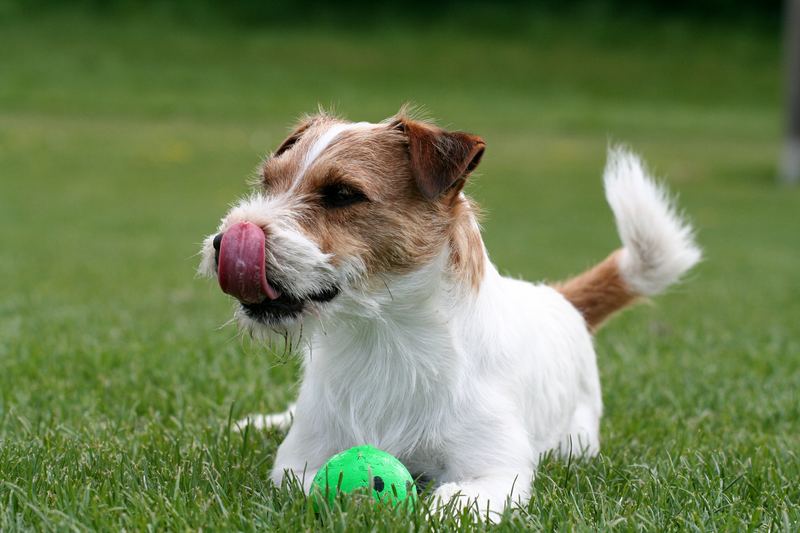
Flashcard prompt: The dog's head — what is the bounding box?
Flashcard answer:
[199,110,486,338]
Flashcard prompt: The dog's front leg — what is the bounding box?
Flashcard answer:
[432,424,535,523]
[269,419,334,493]
[432,469,533,523]
[270,465,319,493]
[236,403,296,432]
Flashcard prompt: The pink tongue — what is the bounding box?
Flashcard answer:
[217,221,281,303]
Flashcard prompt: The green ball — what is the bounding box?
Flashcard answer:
[310,445,417,510]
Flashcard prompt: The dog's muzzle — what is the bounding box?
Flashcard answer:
[215,221,282,304]
[213,222,341,324]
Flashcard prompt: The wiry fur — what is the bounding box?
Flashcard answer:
[604,147,701,296]
[555,250,636,331]
[199,114,700,522]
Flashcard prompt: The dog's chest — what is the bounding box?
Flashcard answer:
[306,313,463,458]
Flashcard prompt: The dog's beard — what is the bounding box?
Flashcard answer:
[233,303,314,356]
[200,194,376,353]
[218,249,368,355]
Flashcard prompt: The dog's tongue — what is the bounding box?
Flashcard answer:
[217,221,281,303]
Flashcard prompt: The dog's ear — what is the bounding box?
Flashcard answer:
[392,118,485,201]
[274,119,313,157]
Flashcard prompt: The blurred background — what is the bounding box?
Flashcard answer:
[0,1,798,530]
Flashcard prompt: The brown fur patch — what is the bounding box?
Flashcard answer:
[448,196,485,290]
[554,250,638,331]
[273,119,313,157]
[395,118,485,200]
[301,126,451,277]
[260,115,340,191]
[259,113,487,292]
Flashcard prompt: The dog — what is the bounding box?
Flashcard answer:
[198,109,700,521]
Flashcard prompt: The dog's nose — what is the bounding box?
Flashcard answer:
[213,232,223,265]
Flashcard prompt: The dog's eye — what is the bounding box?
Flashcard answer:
[320,183,368,208]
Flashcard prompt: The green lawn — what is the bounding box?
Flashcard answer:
[1,10,798,531]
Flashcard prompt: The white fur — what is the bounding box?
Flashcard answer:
[604,146,701,295]
[291,122,374,190]
[202,142,697,522]
[198,191,366,337]
[236,404,296,432]
[260,248,600,521]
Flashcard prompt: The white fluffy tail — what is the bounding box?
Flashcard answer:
[556,147,700,330]
[604,146,701,296]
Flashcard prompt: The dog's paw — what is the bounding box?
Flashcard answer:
[432,482,503,523]
[235,411,293,432]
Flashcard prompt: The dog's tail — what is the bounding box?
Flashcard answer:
[555,146,701,331]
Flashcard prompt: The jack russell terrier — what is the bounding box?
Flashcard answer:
[199,110,700,520]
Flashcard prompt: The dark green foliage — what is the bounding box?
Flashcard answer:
[0,0,782,28]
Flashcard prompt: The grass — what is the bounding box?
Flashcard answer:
[1,9,799,531]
